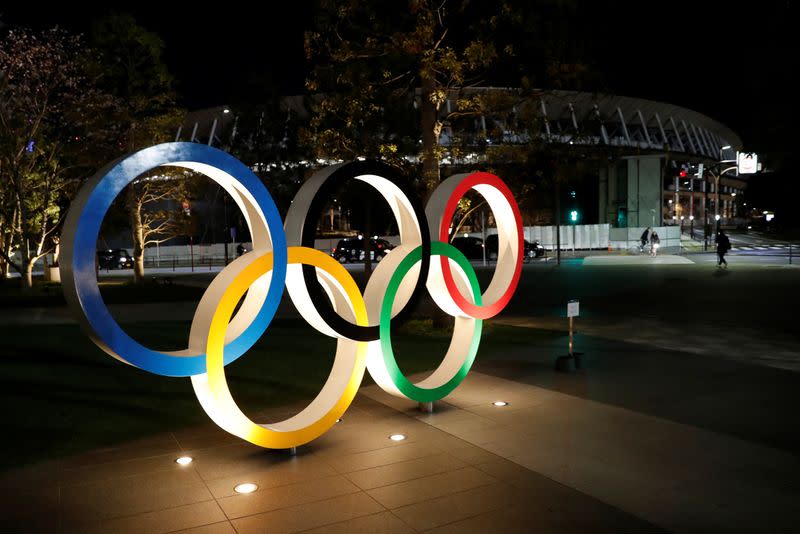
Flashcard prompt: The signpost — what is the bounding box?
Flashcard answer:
[556,300,581,372]
[567,300,579,357]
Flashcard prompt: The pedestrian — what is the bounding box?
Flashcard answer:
[716,229,731,267]
[650,230,661,257]
[640,227,650,253]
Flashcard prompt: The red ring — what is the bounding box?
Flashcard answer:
[439,172,523,319]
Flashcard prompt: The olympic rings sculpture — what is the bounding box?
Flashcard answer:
[62,143,523,449]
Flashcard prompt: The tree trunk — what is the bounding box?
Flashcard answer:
[421,74,448,329]
[421,74,440,196]
[22,256,33,289]
[363,205,373,278]
[0,237,8,280]
[127,188,146,283]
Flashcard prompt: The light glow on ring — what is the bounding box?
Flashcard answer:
[190,247,368,449]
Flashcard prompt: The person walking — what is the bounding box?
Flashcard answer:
[716,229,731,267]
[650,230,661,257]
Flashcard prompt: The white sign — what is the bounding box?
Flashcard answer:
[567,300,579,317]
[737,152,758,174]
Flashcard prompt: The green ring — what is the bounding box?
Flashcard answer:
[380,241,483,402]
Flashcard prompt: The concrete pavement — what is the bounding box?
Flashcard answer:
[2,257,799,532]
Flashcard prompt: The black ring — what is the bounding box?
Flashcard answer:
[300,160,431,342]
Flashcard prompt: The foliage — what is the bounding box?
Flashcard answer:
[0,27,119,286]
[304,0,510,191]
[90,14,188,281]
[90,12,180,149]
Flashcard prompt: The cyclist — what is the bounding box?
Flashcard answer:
[640,227,650,253]
[650,231,661,256]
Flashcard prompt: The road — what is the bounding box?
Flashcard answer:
[689,228,798,258]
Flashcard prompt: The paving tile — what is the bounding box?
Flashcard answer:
[58,450,191,487]
[59,468,212,523]
[217,474,360,519]
[0,486,60,533]
[326,441,439,473]
[366,466,496,509]
[171,425,243,451]
[475,457,576,497]
[204,454,337,498]
[424,505,549,534]
[171,522,238,534]
[69,500,227,534]
[231,492,384,533]
[59,433,180,469]
[300,511,415,534]
[345,452,467,490]
[391,481,519,531]
[425,501,659,534]
[0,459,61,491]
[446,442,503,465]
[190,442,300,481]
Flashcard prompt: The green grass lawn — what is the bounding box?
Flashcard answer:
[0,278,207,308]
[0,317,556,472]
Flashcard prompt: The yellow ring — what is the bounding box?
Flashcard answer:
[191,246,368,449]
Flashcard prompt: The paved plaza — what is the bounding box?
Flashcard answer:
[1,258,799,532]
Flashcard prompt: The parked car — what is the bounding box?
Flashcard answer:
[331,237,394,263]
[97,249,134,270]
[450,236,485,260]
[484,234,546,262]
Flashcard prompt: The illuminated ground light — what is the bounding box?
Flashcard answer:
[175,456,193,465]
[493,401,509,407]
[389,434,407,441]
[234,483,258,494]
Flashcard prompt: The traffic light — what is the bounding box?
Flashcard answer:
[570,210,579,223]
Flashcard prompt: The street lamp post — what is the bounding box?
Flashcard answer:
[705,145,732,251]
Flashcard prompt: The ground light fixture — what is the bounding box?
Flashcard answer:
[175,456,193,465]
[234,483,258,494]
[389,434,407,441]
[493,401,509,407]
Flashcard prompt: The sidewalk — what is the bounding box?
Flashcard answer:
[2,259,799,531]
[2,336,798,532]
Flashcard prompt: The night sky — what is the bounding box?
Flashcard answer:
[1,1,792,161]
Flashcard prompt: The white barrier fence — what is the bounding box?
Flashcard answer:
[479,224,611,250]
[5,224,683,277]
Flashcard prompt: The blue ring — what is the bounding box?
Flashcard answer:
[71,143,287,377]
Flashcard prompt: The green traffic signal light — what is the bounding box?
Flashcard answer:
[570,210,578,222]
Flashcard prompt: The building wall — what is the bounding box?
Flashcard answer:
[626,156,663,228]
[600,155,665,228]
